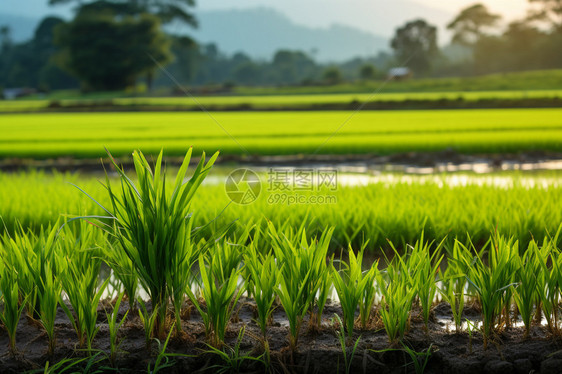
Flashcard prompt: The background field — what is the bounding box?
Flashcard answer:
[2,108,562,159]
[2,169,561,250]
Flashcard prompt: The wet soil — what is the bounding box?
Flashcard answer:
[1,299,561,373]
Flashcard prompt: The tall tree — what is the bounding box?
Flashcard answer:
[390,19,439,75]
[447,4,501,46]
[49,0,197,27]
[528,0,562,31]
[55,9,172,91]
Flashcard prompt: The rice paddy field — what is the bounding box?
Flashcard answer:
[2,108,562,158]
[2,86,562,372]
[2,89,562,112]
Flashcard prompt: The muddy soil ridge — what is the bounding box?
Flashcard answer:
[1,298,562,374]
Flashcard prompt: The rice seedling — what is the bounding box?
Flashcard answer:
[376,257,416,344]
[512,240,541,337]
[333,314,361,374]
[269,222,333,351]
[36,264,62,356]
[202,325,265,374]
[534,237,560,333]
[408,235,444,332]
[401,343,433,374]
[106,292,129,367]
[462,236,517,349]
[147,322,177,374]
[58,223,109,351]
[186,241,244,348]
[0,262,26,354]
[438,241,470,333]
[243,244,280,339]
[103,239,138,313]
[138,301,159,351]
[0,224,59,320]
[331,247,377,338]
[77,147,219,338]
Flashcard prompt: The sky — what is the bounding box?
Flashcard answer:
[0,0,531,38]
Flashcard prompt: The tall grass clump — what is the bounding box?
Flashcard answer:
[79,148,218,338]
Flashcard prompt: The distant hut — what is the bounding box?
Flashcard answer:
[387,67,413,81]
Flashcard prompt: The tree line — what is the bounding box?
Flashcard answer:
[0,0,560,93]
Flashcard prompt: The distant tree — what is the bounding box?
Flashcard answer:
[0,26,12,53]
[359,64,377,80]
[447,4,501,46]
[271,50,316,85]
[323,67,343,85]
[390,19,439,75]
[55,10,171,91]
[233,62,261,85]
[527,0,562,31]
[49,0,197,27]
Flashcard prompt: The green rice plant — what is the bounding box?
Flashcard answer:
[78,147,219,338]
[535,236,560,332]
[512,240,541,337]
[401,343,433,374]
[138,300,159,351]
[36,263,62,356]
[243,244,280,339]
[269,222,333,351]
[0,224,59,319]
[186,241,244,348]
[103,239,138,312]
[0,262,26,354]
[376,255,416,344]
[331,247,377,338]
[462,236,517,349]
[333,314,361,374]
[147,322,177,374]
[58,223,109,351]
[408,235,444,332]
[438,241,470,333]
[202,325,265,374]
[106,292,129,367]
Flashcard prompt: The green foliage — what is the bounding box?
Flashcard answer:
[333,314,361,374]
[105,293,129,367]
[186,242,244,347]
[331,247,377,337]
[244,244,280,338]
[270,222,333,351]
[462,236,518,349]
[82,148,218,338]
[58,223,108,351]
[0,262,26,353]
[55,10,171,91]
[391,19,439,75]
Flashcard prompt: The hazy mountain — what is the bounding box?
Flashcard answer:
[184,8,389,62]
[0,14,50,42]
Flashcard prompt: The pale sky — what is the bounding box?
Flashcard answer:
[413,0,529,19]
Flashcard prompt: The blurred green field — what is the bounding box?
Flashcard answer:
[1,109,562,158]
[1,89,561,112]
[1,169,561,250]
